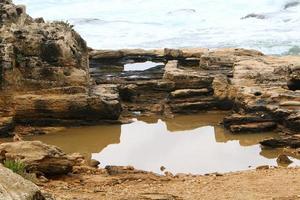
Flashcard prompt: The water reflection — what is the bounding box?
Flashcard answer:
[25,125,121,160]
[124,61,165,71]
[18,113,300,174]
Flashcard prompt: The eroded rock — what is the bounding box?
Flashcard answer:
[0,141,75,176]
[0,165,44,200]
[0,0,122,129]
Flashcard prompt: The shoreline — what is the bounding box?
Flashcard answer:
[40,165,300,200]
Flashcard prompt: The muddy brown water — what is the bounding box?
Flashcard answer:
[17,112,300,174]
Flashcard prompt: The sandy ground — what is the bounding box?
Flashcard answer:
[40,166,300,200]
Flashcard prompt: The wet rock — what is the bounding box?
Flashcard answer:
[229,122,277,133]
[277,154,293,165]
[0,141,75,176]
[0,165,44,200]
[223,114,273,128]
[89,159,100,168]
[260,135,300,148]
[223,113,277,133]
[285,114,300,131]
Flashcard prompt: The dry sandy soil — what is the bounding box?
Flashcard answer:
[40,166,300,200]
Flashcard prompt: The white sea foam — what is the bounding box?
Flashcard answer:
[14,0,300,55]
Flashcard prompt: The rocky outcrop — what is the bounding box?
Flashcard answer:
[0,165,44,200]
[0,141,75,176]
[0,0,121,136]
[90,47,300,148]
[89,48,263,116]
[1,1,300,150]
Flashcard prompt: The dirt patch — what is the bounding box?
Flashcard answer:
[41,166,300,200]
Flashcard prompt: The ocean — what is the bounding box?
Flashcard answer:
[13,0,300,55]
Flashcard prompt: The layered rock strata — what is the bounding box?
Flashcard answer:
[0,0,121,136]
[90,48,300,148]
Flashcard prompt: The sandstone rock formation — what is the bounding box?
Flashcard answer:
[0,0,121,136]
[0,141,75,176]
[90,47,300,148]
[0,164,44,200]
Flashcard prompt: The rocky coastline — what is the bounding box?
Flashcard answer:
[1,0,300,199]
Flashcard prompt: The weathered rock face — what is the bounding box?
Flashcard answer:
[0,1,121,135]
[90,47,300,148]
[89,48,261,116]
[0,165,44,200]
[0,141,75,176]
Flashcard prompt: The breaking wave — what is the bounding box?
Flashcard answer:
[14,0,300,55]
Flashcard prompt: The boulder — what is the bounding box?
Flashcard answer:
[0,141,74,176]
[89,159,100,168]
[277,154,293,165]
[0,165,44,200]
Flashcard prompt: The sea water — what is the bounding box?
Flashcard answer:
[13,0,300,55]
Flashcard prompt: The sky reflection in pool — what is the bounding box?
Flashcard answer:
[22,113,300,174]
